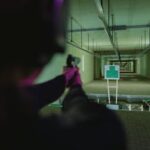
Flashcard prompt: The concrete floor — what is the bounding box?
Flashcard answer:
[82,75,150,150]
[117,111,150,150]
[83,75,150,102]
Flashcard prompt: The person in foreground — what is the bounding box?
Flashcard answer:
[0,0,126,150]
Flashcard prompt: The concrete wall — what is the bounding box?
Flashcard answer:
[101,56,108,77]
[140,55,146,76]
[136,58,141,75]
[35,53,66,83]
[147,52,150,77]
[139,51,150,78]
[94,55,102,79]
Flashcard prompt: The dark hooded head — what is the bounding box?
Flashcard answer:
[0,0,69,68]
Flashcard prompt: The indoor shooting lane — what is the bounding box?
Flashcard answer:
[38,0,150,150]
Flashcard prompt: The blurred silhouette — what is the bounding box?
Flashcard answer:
[0,0,126,150]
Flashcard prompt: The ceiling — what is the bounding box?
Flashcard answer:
[68,0,150,58]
